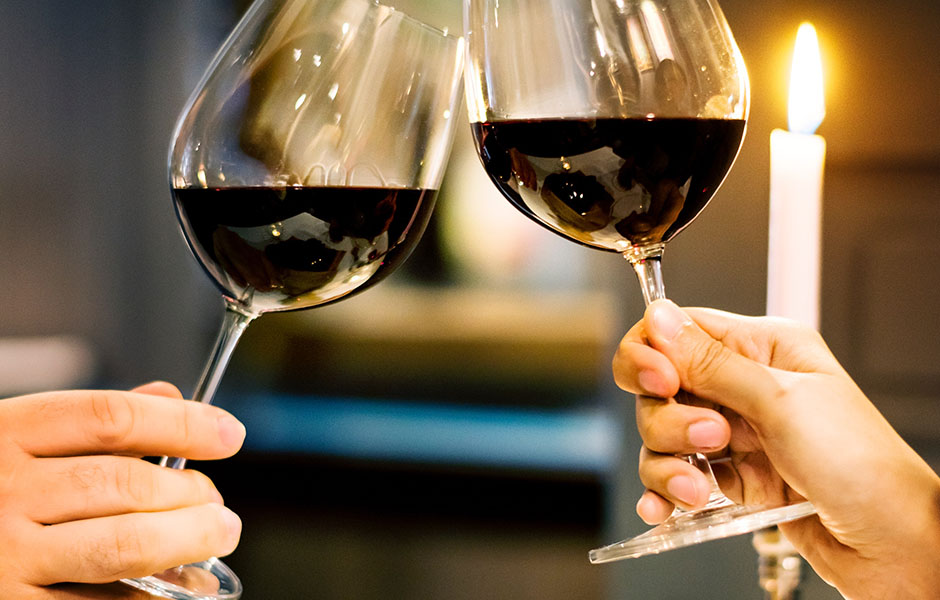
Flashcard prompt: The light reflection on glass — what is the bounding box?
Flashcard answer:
[594,30,609,58]
[640,0,675,62]
[626,15,654,72]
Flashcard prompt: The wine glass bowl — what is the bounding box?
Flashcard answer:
[172,0,463,315]
[465,0,749,256]
[122,0,464,597]
[464,0,816,562]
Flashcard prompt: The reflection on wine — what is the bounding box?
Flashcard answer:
[175,186,436,312]
[472,118,746,252]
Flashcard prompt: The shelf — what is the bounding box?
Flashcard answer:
[218,393,618,476]
[237,284,619,405]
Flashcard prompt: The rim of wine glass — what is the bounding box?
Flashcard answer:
[461,0,750,124]
[364,0,462,40]
[256,0,462,41]
[168,0,464,183]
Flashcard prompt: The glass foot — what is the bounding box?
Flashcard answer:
[589,500,816,563]
[121,558,242,599]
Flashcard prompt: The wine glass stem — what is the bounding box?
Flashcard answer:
[626,244,731,511]
[160,301,257,470]
[624,242,667,305]
[628,248,666,305]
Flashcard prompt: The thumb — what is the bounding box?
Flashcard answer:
[131,381,185,399]
[643,300,779,421]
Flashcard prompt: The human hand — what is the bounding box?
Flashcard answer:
[614,300,940,599]
[0,382,245,598]
[38,581,163,600]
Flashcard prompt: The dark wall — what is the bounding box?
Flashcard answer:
[0,1,236,388]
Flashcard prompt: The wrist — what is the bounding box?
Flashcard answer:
[877,467,940,598]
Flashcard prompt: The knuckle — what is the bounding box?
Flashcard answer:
[747,374,792,431]
[88,391,136,448]
[116,460,157,507]
[188,470,216,499]
[191,504,235,558]
[765,315,822,345]
[612,356,629,391]
[782,316,815,337]
[801,326,827,348]
[67,462,108,499]
[635,403,662,446]
[686,338,730,390]
[206,509,225,548]
[612,340,644,393]
[615,335,633,360]
[638,410,680,455]
[178,401,199,449]
[81,522,148,578]
[636,417,654,447]
[636,447,660,488]
[771,373,806,409]
[110,524,147,577]
[175,469,214,506]
[31,390,70,417]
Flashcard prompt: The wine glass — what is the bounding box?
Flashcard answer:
[121,0,464,597]
[463,0,816,562]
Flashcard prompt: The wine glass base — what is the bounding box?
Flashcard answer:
[121,558,242,600]
[589,500,816,563]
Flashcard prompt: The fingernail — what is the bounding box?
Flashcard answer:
[687,420,725,450]
[218,415,246,449]
[667,476,698,507]
[638,369,668,397]
[649,300,691,341]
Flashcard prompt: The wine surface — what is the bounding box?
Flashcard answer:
[174,186,435,312]
[472,118,745,252]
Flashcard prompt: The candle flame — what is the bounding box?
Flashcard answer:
[788,23,825,135]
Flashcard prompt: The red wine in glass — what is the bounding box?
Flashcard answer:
[472,117,746,252]
[174,186,436,312]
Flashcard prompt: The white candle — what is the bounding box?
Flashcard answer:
[767,23,826,330]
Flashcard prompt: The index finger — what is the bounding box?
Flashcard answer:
[684,307,844,375]
[643,300,784,424]
[612,320,681,399]
[2,390,245,460]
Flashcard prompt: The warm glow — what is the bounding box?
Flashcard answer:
[788,23,825,134]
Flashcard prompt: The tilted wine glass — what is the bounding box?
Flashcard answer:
[121,0,464,597]
[463,0,816,562]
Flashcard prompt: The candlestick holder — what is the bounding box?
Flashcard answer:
[753,527,803,600]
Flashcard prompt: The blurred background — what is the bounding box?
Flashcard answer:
[0,0,938,598]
